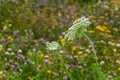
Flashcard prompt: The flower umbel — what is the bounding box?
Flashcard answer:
[65,16,91,41]
[46,41,61,51]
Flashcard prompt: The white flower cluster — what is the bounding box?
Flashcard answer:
[65,16,91,41]
[46,41,61,51]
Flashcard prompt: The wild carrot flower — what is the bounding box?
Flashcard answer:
[65,16,91,41]
[46,41,61,51]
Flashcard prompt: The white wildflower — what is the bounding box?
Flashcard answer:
[116,60,120,64]
[0,45,3,51]
[46,41,61,51]
[65,16,91,41]
[100,61,105,65]
[18,49,22,53]
[116,43,120,47]
[108,41,112,45]
[85,49,91,53]
[113,48,117,52]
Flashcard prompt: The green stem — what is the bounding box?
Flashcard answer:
[82,33,107,80]
[82,33,99,68]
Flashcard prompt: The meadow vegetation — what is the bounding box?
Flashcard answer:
[0,0,120,80]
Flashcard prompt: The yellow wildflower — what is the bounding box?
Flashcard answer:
[108,35,113,38]
[106,30,111,33]
[105,13,108,16]
[87,30,95,34]
[118,68,120,71]
[60,38,65,46]
[40,53,44,58]
[0,71,3,75]
[47,70,52,74]
[96,25,107,32]
[102,26,107,30]
[8,36,12,40]
[96,26,104,31]
[91,20,96,23]
[113,28,118,31]
[99,16,104,19]
[72,46,77,51]
[0,71,3,78]
[77,51,83,55]
[114,53,120,57]
[89,15,95,19]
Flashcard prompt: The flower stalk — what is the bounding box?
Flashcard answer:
[81,32,99,67]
